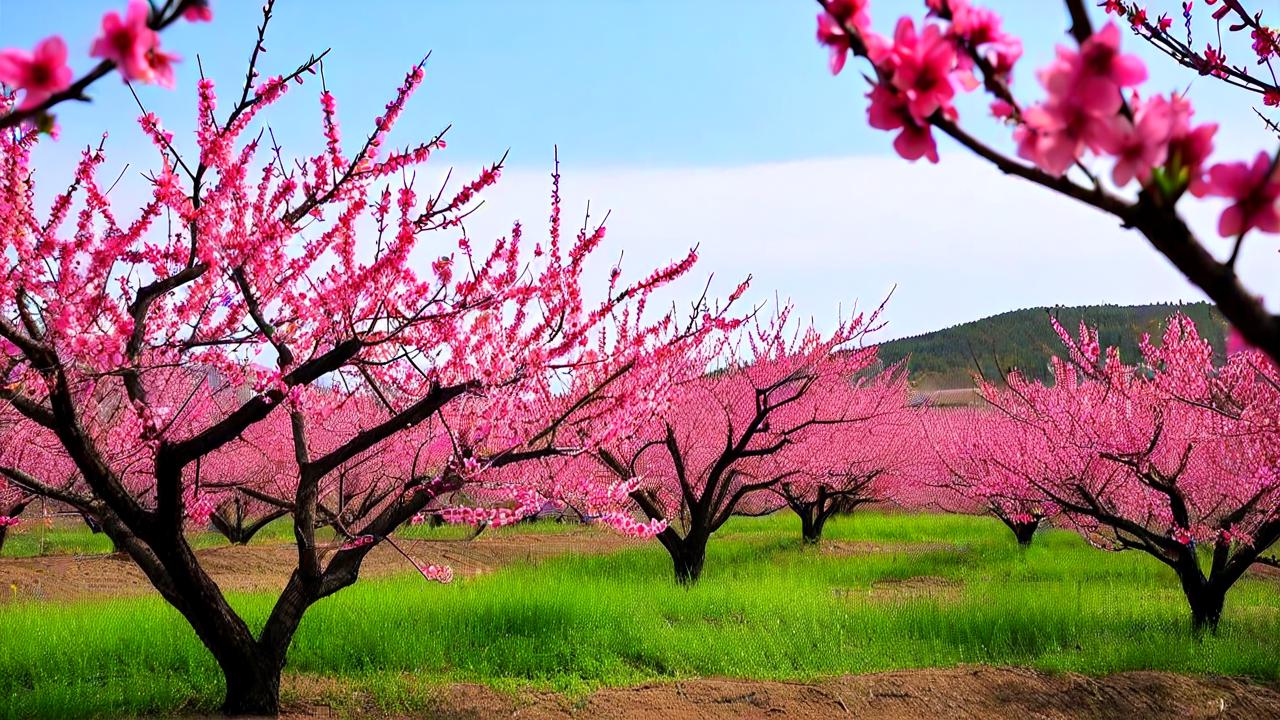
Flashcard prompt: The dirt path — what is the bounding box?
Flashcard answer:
[281,667,1280,719]
[0,530,632,602]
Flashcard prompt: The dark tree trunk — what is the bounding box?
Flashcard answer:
[221,659,283,716]
[996,514,1041,549]
[1180,575,1226,633]
[1011,520,1039,548]
[660,531,708,585]
[210,505,289,546]
[797,504,830,544]
[0,523,9,554]
[81,511,126,553]
[672,543,705,584]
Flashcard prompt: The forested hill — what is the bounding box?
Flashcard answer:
[877,302,1228,390]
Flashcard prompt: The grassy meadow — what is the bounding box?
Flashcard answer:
[1,512,1278,718]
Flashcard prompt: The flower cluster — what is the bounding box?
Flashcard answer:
[417,563,454,584]
[817,0,1280,240]
[90,1,181,87]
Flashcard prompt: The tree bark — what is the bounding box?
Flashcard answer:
[220,658,282,716]
[657,530,708,585]
[672,540,706,584]
[1180,575,1226,633]
[796,504,830,544]
[1011,520,1039,548]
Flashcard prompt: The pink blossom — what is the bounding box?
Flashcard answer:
[990,99,1015,120]
[1226,327,1256,356]
[418,564,454,584]
[1095,94,1174,186]
[1014,102,1106,176]
[0,36,72,111]
[867,83,940,163]
[90,1,161,83]
[1201,152,1280,236]
[816,0,871,75]
[882,17,957,124]
[182,1,213,22]
[145,47,180,89]
[1039,23,1147,117]
[339,535,375,551]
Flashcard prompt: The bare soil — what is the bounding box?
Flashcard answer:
[0,530,632,602]
[276,667,1280,719]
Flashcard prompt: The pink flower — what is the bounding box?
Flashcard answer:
[146,46,180,88]
[1201,152,1280,237]
[883,17,957,124]
[1040,23,1147,117]
[1015,102,1108,176]
[1096,94,1174,186]
[816,1,871,76]
[90,1,159,83]
[182,0,213,22]
[418,563,454,584]
[867,83,940,163]
[0,36,73,111]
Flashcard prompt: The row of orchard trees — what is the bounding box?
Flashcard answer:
[920,316,1280,631]
[0,2,914,714]
[1,0,1279,716]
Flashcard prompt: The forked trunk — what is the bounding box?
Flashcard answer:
[1011,520,1039,548]
[799,506,828,544]
[997,514,1041,549]
[1180,575,1226,633]
[661,532,708,585]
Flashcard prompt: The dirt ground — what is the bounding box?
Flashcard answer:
[277,667,1280,719]
[0,530,633,602]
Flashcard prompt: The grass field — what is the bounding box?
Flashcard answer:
[1,512,1278,718]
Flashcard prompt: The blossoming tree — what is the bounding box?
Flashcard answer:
[0,4,720,713]
[765,362,912,543]
[920,406,1058,547]
[815,0,1280,366]
[576,304,898,582]
[981,314,1280,630]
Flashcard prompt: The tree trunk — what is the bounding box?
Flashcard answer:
[1011,520,1038,548]
[668,535,708,585]
[82,512,126,552]
[799,507,827,544]
[0,523,9,554]
[1182,577,1226,633]
[220,658,282,716]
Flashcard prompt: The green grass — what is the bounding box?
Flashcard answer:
[1,512,1277,718]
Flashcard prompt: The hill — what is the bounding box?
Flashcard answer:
[878,302,1228,391]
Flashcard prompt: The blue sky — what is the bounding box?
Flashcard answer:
[2,1,1276,339]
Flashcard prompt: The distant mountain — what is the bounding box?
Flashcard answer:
[877,302,1228,391]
